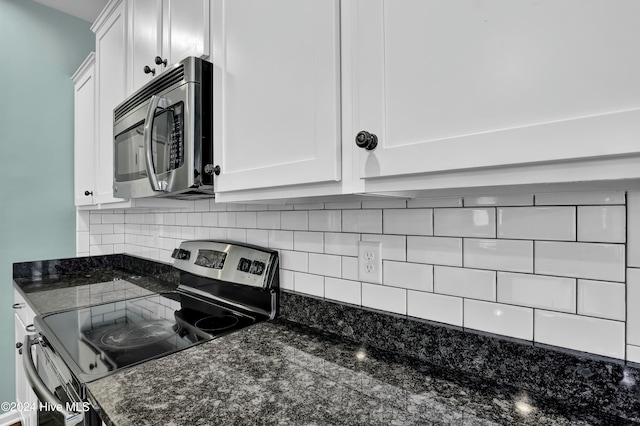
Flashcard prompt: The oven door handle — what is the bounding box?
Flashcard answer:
[22,335,84,426]
[143,95,169,192]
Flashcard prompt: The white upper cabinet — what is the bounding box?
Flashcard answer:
[212,0,341,194]
[348,0,640,185]
[92,0,128,205]
[128,0,210,93]
[128,0,162,92]
[72,53,96,206]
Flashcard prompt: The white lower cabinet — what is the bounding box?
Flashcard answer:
[13,290,37,426]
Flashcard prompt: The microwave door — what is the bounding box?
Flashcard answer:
[143,95,169,192]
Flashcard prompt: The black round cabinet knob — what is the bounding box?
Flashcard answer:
[143,65,156,76]
[355,131,378,151]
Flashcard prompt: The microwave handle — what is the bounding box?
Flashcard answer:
[22,335,84,426]
[143,95,169,192]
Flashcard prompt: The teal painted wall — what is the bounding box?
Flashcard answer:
[0,0,94,407]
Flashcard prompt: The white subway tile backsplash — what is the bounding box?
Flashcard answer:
[294,272,324,297]
[627,268,640,345]
[268,204,293,211]
[627,345,640,364]
[535,191,625,206]
[90,224,114,235]
[280,270,294,291]
[309,253,341,278]
[227,228,247,242]
[497,207,576,241]
[465,194,533,207]
[280,250,308,272]
[342,209,382,234]
[281,211,308,230]
[407,236,462,267]
[187,213,202,226]
[293,231,324,253]
[175,213,188,226]
[434,266,496,301]
[629,192,640,268]
[294,203,324,210]
[464,239,533,273]
[535,310,625,359]
[407,291,463,326]
[246,229,269,247]
[102,234,125,245]
[218,212,237,228]
[360,234,406,261]
[268,230,293,250]
[362,199,407,209]
[194,227,210,240]
[181,226,195,240]
[325,201,361,210]
[309,210,341,232]
[226,204,247,212]
[209,228,227,239]
[383,261,433,292]
[325,233,360,256]
[578,206,625,243]
[434,208,495,238]
[324,277,361,305]
[362,283,406,315]
[383,209,433,236]
[408,197,462,208]
[194,199,210,212]
[341,256,359,281]
[89,189,634,362]
[163,213,176,225]
[236,212,257,229]
[577,279,625,321]
[257,211,281,230]
[497,272,576,313]
[464,300,533,340]
[535,241,625,282]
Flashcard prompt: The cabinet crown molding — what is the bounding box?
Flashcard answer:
[91,0,123,33]
[71,52,96,83]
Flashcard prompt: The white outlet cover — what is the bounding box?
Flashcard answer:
[358,241,382,284]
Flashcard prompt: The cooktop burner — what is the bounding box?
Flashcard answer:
[97,320,176,349]
[195,315,239,332]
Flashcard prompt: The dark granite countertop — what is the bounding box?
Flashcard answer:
[13,254,178,314]
[86,321,598,426]
[13,255,637,425]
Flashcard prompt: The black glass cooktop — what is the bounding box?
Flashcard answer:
[38,291,257,380]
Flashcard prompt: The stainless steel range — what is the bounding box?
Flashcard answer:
[23,241,279,426]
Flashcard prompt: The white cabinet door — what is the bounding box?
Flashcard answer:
[73,54,96,206]
[212,0,341,193]
[163,0,210,64]
[128,0,209,93]
[94,1,128,204]
[129,0,162,93]
[349,0,640,181]
[14,290,37,426]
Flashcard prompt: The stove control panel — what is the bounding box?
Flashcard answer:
[173,240,278,289]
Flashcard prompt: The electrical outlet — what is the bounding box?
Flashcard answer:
[358,241,382,284]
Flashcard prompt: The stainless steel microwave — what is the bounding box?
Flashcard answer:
[112,57,214,199]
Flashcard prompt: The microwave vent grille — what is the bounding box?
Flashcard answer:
[114,65,185,122]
